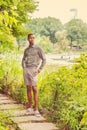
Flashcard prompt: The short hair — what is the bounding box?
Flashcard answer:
[28,33,33,39]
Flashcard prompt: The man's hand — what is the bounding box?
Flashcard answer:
[34,70,40,75]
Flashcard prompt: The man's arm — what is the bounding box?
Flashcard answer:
[38,47,46,72]
[22,50,26,68]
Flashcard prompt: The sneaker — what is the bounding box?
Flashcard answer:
[26,108,34,115]
[34,110,41,117]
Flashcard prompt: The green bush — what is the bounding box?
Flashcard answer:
[0,110,13,130]
[0,51,27,103]
[38,53,87,129]
[36,35,53,53]
[0,50,87,129]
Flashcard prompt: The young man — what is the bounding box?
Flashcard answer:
[22,34,46,116]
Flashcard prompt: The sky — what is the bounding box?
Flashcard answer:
[32,0,87,24]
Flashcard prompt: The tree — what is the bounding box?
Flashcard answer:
[35,35,53,53]
[65,19,87,47]
[55,30,69,50]
[0,0,38,46]
[26,17,63,43]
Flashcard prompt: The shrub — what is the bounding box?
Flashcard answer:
[1,50,87,129]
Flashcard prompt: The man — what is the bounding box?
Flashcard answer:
[22,34,46,116]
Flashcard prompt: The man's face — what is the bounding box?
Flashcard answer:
[28,35,35,45]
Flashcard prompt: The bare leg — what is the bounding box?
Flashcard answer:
[27,85,32,108]
[32,86,38,111]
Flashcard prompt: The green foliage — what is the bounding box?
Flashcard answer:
[0,32,16,52]
[65,19,87,47]
[0,0,38,46]
[0,110,14,130]
[36,35,53,53]
[1,50,87,129]
[38,53,87,129]
[55,30,69,50]
[0,51,27,103]
[26,17,63,43]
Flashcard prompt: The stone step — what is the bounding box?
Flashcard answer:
[0,96,9,100]
[0,103,24,110]
[0,93,8,96]
[3,109,26,117]
[0,93,58,130]
[0,99,16,104]
[18,123,58,130]
[11,115,46,123]
[4,109,26,117]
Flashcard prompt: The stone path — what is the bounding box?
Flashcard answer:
[0,93,58,130]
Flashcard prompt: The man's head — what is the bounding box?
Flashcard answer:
[28,34,35,45]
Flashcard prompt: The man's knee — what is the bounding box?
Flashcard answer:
[32,86,38,93]
[27,85,32,91]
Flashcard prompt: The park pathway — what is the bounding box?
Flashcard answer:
[0,93,58,130]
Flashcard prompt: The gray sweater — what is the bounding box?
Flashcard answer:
[22,44,46,71]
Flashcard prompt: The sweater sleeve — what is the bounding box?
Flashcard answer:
[38,47,46,71]
[22,49,26,68]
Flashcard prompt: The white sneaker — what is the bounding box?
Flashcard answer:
[34,110,41,117]
[26,108,34,115]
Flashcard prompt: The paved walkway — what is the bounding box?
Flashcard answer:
[0,93,58,130]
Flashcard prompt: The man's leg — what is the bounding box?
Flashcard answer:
[27,85,32,108]
[32,86,38,111]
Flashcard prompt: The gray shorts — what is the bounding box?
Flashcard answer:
[23,67,38,86]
